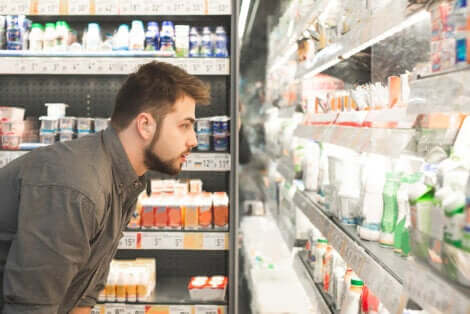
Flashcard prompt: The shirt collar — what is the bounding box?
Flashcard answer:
[103,126,145,193]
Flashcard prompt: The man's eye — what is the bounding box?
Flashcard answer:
[182,124,191,129]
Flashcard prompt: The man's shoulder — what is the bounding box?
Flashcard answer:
[21,134,112,203]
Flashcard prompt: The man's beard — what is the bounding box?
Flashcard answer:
[144,131,185,175]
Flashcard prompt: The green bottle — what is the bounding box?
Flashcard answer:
[380,173,400,248]
[409,183,434,259]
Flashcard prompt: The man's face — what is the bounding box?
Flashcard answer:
[144,95,198,175]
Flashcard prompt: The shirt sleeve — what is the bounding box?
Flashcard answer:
[2,184,97,314]
[75,266,109,308]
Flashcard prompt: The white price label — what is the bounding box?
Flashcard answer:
[195,305,218,314]
[11,0,29,14]
[125,305,146,314]
[145,0,164,13]
[341,241,365,274]
[207,0,231,14]
[0,0,8,14]
[174,59,189,72]
[130,0,146,14]
[173,0,186,13]
[118,232,137,249]
[141,232,159,249]
[205,61,215,75]
[189,59,204,74]
[91,305,104,314]
[215,59,229,74]
[188,0,204,14]
[203,233,227,250]
[95,0,118,15]
[170,305,192,314]
[69,0,90,14]
[37,0,59,14]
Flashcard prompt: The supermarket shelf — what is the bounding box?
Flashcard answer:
[0,0,232,15]
[97,277,226,307]
[294,124,415,158]
[293,251,335,314]
[0,56,230,75]
[293,190,404,314]
[118,231,229,251]
[94,304,227,314]
[409,67,470,114]
[403,260,470,314]
[296,3,427,80]
[276,156,296,182]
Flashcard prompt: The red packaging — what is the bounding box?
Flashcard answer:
[154,194,168,229]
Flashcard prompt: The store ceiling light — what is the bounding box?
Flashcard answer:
[239,0,252,40]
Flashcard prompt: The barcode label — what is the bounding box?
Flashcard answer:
[170,305,191,314]
[195,305,218,314]
[203,233,227,250]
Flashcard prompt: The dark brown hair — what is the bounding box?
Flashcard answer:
[111,61,210,133]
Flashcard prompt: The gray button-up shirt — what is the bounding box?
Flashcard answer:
[0,127,146,313]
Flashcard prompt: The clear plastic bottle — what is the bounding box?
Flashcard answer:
[214,26,228,57]
[29,23,43,51]
[43,23,56,52]
[114,24,129,51]
[189,27,201,57]
[129,20,145,51]
[160,21,175,55]
[340,278,363,314]
[200,26,213,57]
[86,23,101,52]
[145,21,159,51]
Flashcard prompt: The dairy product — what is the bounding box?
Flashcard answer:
[129,20,145,51]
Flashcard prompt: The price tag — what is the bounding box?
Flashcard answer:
[0,0,8,14]
[215,58,229,74]
[169,305,192,314]
[145,0,164,13]
[37,0,59,14]
[189,59,203,75]
[125,305,146,314]
[141,232,184,249]
[204,60,215,75]
[203,233,227,250]
[207,0,231,14]
[173,0,186,13]
[188,0,204,14]
[341,241,365,274]
[11,0,29,14]
[195,305,218,314]
[183,153,230,171]
[173,59,189,72]
[95,0,118,15]
[118,232,138,249]
[69,0,90,14]
[141,232,159,249]
[106,304,126,314]
[326,227,344,253]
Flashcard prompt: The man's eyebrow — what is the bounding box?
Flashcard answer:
[183,117,196,124]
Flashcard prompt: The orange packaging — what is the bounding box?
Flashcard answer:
[418,112,466,129]
[141,198,155,229]
[388,76,401,108]
[154,194,168,229]
[167,194,182,229]
[213,192,229,229]
[199,192,213,229]
[190,179,203,193]
[128,192,145,229]
[184,193,199,230]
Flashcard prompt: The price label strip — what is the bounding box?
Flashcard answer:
[95,0,118,15]
[183,153,230,171]
[118,232,138,249]
[37,0,60,14]
[68,0,90,14]
[140,232,184,250]
[105,304,126,314]
[91,305,105,314]
[206,0,231,14]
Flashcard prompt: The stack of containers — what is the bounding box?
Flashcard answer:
[196,118,211,151]
[212,116,230,152]
[0,106,25,149]
[188,276,228,301]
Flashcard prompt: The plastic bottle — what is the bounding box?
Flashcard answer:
[43,23,56,52]
[380,172,400,247]
[6,15,23,50]
[86,23,101,51]
[409,180,434,258]
[115,24,129,51]
[55,20,68,51]
[160,21,175,55]
[126,270,137,302]
[200,26,213,57]
[340,269,354,308]
[214,26,228,57]
[105,271,117,302]
[29,23,43,51]
[175,25,190,57]
[189,27,201,57]
[129,20,145,51]
[340,278,363,314]
[145,22,159,51]
[115,271,126,302]
[313,239,328,283]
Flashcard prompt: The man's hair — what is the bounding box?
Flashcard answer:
[111,61,210,133]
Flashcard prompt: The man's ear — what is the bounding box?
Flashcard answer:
[135,112,157,141]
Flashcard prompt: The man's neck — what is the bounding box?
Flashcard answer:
[117,129,147,176]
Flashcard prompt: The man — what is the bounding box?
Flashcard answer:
[0,61,210,313]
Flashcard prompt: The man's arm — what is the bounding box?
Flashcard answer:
[2,184,96,314]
